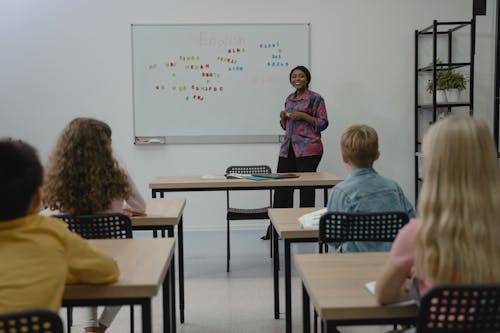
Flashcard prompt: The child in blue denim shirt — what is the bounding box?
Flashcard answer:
[327,124,416,252]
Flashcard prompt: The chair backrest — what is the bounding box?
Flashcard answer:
[226,165,272,175]
[417,285,500,332]
[53,213,133,239]
[0,309,63,333]
[225,165,273,209]
[318,211,409,250]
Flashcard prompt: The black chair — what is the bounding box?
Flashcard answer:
[0,309,63,333]
[417,285,500,332]
[54,213,133,239]
[316,211,409,332]
[318,211,409,253]
[53,213,133,333]
[225,165,272,272]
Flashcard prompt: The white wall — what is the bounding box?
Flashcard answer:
[0,0,495,230]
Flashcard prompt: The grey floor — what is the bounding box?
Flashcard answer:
[64,229,392,333]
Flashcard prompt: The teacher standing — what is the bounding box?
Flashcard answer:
[274,65,329,208]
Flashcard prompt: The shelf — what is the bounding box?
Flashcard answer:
[418,102,470,109]
[418,21,471,34]
[414,18,474,203]
[418,62,471,72]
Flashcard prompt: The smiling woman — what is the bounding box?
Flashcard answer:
[271,65,329,218]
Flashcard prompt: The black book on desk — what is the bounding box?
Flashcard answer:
[251,173,299,179]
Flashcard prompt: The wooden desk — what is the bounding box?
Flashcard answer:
[269,207,319,333]
[295,252,417,333]
[131,198,187,323]
[63,238,176,333]
[149,172,342,205]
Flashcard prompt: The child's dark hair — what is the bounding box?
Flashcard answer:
[289,65,311,88]
[0,139,43,221]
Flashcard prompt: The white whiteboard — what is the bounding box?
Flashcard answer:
[131,23,310,144]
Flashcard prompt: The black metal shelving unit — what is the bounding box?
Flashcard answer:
[414,19,475,201]
[494,1,500,152]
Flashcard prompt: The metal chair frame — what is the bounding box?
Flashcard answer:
[53,213,134,333]
[316,211,410,331]
[225,165,273,272]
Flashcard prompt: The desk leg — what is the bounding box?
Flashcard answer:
[171,253,177,333]
[285,239,292,333]
[273,224,279,319]
[324,321,337,333]
[323,188,328,206]
[141,299,152,333]
[167,228,178,331]
[163,263,171,333]
[302,283,310,333]
[178,217,185,323]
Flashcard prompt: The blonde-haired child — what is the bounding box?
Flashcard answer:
[376,115,500,304]
[327,124,415,252]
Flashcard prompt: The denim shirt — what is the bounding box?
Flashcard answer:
[326,167,416,253]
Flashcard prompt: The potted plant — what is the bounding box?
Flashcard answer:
[445,70,466,102]
[426,70,448,103]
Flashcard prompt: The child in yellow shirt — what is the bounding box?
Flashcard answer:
[0,139,119,314]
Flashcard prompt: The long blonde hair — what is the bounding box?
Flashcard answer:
[415,115,500,284]
[43,118,131,214]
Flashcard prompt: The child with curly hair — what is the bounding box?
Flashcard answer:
[43,117,146,333]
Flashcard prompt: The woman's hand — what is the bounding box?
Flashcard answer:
[280,110,287,130]
[289,111,314,125]
[280,110,288,120]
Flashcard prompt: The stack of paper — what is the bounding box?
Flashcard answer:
[298,208,327,229]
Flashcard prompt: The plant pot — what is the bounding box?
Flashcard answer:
[436,90,447,103]
[446,89,460,102]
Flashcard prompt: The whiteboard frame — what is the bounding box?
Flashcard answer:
[130,23,311,145]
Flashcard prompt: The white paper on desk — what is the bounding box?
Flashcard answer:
[364,280,417,307]
[298,208,327,229]
[225,173,250,179]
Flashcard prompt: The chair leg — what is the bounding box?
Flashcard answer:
[130,305,135,333]
[314,309,317,333]
[67,307,72,333]
[227,219,230,272]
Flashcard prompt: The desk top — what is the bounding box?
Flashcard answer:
[131,198,186,226]
[295,252,417,321]
[63,238,175,300]
[150,172,342,190]
[268,207,319,239]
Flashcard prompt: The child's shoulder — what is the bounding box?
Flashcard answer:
[29,214,69,232]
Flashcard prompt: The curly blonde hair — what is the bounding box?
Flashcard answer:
[415,115,500,284]
[43,118,131,214]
